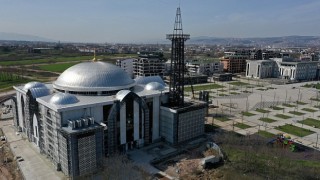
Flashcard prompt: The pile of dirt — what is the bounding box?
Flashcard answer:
[0,129,22,180]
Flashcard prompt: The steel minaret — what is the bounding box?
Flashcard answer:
[166,7,190,107]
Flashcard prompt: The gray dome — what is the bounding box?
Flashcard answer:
[135,76,165,86]
[145,82,165,91]
[50,93,79,105]
[29,87,51,98]
[53,62,135,92]
[23,82,46,92]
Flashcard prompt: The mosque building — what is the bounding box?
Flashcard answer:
[12,60,206,178]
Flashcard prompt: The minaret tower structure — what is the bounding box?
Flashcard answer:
[166,7,190,107]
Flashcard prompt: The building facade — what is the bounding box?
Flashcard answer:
[116,58,134,78]
[186,59,223,75]
[133,53,166,78]
[246,58,318,81]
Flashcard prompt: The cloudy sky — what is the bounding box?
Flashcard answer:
[1,0,320,43]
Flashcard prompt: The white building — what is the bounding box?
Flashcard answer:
[116,58,135,78]
[246,58,318,81]
[12,61,205,178]
[186,59,223,75]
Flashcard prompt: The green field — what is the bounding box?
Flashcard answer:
[0,54,136,66]
[184,83,224,92]
[259,117,277,123]
[38,62,80,73]
[300,118,320,128]
[275,124,315,137]
[0,56,92,66]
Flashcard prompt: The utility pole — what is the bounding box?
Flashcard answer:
[285,90,288,104]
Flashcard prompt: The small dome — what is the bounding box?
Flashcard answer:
[135,76,165,86]
[145,82,165,91]
[53,61,135,92]
[29,87,51,98]
[50,93,79,105]
[23,82,46,92]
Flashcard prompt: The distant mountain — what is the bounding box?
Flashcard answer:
[189,35,320,47]
[0,32,54,42]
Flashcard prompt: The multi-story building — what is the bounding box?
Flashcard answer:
[116,58,135,78]
[220,51,249,73]
[186,59,223,75]
[246,58,318,81]
[133,53,165,77]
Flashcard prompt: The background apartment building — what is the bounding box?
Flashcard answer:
[116,58,134,78]
[186,59,223,75]
[133,52,165,77]
[220,51,250,73]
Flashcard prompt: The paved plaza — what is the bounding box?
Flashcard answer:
[206,80,320,150]
[0,120,65,180]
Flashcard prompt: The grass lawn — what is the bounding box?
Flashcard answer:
[241,111,256,116]
[259,117,277,123]
[255,108,271,113]
[288,111,305,116]
[302,83,320,89]
[218,93,228,96]
[215,116,231,122]
[300,118,320,128]
[310,98,320,102]
[234,123,251,129]
[296,101,308,105]
[38,62,79,73]
[275,124,315,137]
[185,83,223,92]
[256,88,267,91]
[242,90,251,93]
[301,108,318,113]
[275,114,292,119]
[314,105,320,109]
[228,81,249,86]
[256,130,275,138]
[282,103,296,107]
[270,106,284,110]
[229,92,240,95]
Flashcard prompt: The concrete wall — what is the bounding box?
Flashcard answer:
[177,107,205,143]
[159,107,175,144]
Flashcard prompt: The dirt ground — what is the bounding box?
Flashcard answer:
[155,144,220,179]
[0,128,22,180]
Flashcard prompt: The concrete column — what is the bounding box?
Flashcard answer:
[120,103,126,145]
[152,96,160,142]
[141,109,144,139]
[133,100,139,141]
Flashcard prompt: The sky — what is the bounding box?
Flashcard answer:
[1,0,320,43]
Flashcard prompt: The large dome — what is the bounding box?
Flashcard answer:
[53,61,135,92]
